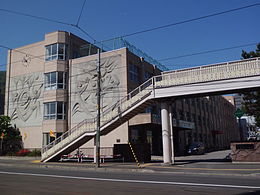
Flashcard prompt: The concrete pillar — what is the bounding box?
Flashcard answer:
[169,105,175,164]
[42,133,49,146]
[94,137,97,163]
[161,102,171,164]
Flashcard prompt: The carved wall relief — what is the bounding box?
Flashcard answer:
[10,73,43,125]
[72,55,121,120]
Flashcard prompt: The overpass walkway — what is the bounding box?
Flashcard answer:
[41,57,260,162]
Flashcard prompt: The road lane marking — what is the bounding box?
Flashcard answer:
[0,171,259,189]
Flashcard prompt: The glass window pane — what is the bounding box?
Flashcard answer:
[44,104,48,115]
[58,72,63,83]
[58,44,64,54]
[47,74,51,84]
[57,102,62,114]
[51,44,57,55]
[58,44,65,60]
[57,114,63,119]
[50,102,56,114]
[50,72,56,84]
[45,46,51,61]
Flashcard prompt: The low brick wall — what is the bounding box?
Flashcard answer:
[231,141,260,162]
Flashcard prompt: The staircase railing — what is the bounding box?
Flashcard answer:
[41,77,154,161]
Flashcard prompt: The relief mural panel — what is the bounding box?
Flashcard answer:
[9,73,43,127]
[71,55,121,123]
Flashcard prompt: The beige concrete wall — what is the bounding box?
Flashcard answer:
[45,31,69,46]
[5,31,72,149]
[43,89,67,103]
[8,41,45,77]
[129,113,152,126]
[5,41,45,149]
[42,120,67,133]
[82,122,129,148]
[44,60,67,73]
[19,126,43,149]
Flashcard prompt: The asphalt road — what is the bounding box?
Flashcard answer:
[0,165,259,195]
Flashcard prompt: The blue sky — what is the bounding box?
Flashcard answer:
[0,0,259,71]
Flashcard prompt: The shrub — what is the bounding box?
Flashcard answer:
[27,149,41,157]
[16,149,30,156]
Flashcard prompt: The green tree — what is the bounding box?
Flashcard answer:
[241,43,260,127]
[0,115,22,155]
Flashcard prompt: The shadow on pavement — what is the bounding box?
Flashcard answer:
[239,190,260,195]
[150,158,230,165]
[173,158,231,165]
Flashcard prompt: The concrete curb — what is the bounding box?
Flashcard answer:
[1,161,260,178]
[0,162,154,173]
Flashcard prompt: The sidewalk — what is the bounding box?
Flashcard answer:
[0,150,260,177]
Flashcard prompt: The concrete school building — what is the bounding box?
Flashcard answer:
[4,31,239,156]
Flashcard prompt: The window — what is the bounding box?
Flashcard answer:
[179,110,184,120]
[45,43,67,61]
[186,112,191,121]
[44,102,66,120]
[130,129,139,143]
[45,72,67,90]
[144,71,152,81]
[129,64,139,82]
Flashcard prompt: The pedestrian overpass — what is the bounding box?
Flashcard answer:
[41,57,260,163]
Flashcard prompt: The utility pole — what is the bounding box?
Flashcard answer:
[95,49,101,167]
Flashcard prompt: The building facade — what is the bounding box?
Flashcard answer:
[0,71,6,115]
[5,31,239,155]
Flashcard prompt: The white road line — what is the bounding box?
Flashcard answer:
[0,171,259,189]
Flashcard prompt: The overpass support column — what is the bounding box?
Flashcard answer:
[161,102,171,164]
[169,105,175,164]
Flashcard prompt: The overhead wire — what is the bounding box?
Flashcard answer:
[76,0,87,26]
[100,3,260,42]
[159,43,259,62]
[0,8,75,26]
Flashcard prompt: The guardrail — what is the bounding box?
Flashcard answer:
[154,57,260,88]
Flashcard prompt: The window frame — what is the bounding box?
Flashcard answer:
[44,102,66,120]
[44,72,67,90]
[45,43,67,61]
[129,63,139,82]
[144,71,152,81]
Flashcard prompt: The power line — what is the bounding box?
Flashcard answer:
[0,8,75,26]
[0,7,96,43]
[159,43,258,62]
[76,0,87,26]
[76,26,96,42]
[101,3,260,42]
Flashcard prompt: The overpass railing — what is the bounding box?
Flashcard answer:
[155,57,260,87]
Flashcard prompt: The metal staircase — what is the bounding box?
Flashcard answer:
[41,78,154,162]
[41,57,260,162]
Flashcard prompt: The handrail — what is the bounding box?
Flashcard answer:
[154,57,260,88]
[41,57,260,161]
